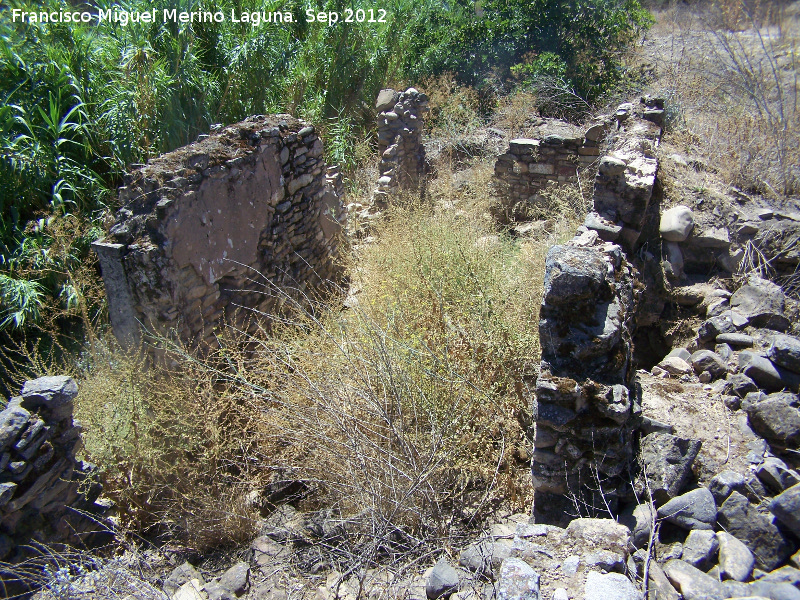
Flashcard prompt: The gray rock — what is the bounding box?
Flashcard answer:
[667,348,692,361]
[758,566,800,588]
[768,334,800,374]
[164,562,205,598]
[427,558,460,599]
[698,316,737,343]
[661,542,684,562]
[694,227,731,248]
[681,530,719,570]
[0,482,17,508]
[718,531,755,581]
[769,483,800,537]
[717,333,754,347]
[718,492,793,570]
[716,343,734,363]
[496,558,540,600]
[585,211,622,242]
[205,581,236,600]
[663,559,727,600]
[584,550,625,572]
[459,540,511,578]
[541,245,608,309]
[756,457,800,493]
[219,562,250,597]
[728,373,759,398]
[658,356,693,376]
[20,376,78,420]
[561,555,580,576]
[639,433,701,504]
[630,503,656,548]
[583,572,639,600]
[689,350,728,379]
[739,351,800,392]
[744,392,800,446]
[660,206,694,242]
[747,580,800,600]
[552,589,569,600]
[376,89,399,111]
[0,403,31,452]
[657,488,717,530]
[730,277,790,331]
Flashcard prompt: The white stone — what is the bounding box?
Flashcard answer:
[173,579,207,600]
[584,572,639,600]
[660,206,694,242]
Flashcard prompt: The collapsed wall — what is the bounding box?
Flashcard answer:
[532,99,663,524]
[493,121,605,212]
[94,115,343,348]
[374,88,428,202]
[0,377,103,569]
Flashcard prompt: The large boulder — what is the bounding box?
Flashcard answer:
[717,531,755,582]
[768,334,800,374]
[663,559,727,600]
[729,277,790,331]
[660,206,694,242]
[718,492,794,570]
[689,350,728,380]
[769,484,800,538]
[639,433,701,504]
[744,392,800,447]
[426,557,460,599]
[657,488,717,530]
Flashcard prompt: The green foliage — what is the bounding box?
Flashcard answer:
[0,0,651,334]
[403,0,653,104]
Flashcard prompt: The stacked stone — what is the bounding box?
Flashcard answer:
[374,88,428,201]
[0,376,103,562]
[531,100,666,524]
[532,232,640,525]
[585,100,662,250]
[494,127,605,211]
[94,115,343,348]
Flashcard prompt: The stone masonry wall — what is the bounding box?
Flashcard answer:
[493,124,604,209]
[532,99,664,525]
[374,88,428,202]
[93,115,343,348]
[0,377,103,568]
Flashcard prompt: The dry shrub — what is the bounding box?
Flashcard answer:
[492,90,541,138]
[420,74,484,139]
[647,1,799,196]
[74,338,264,551]
[97,201,544,560]
[58,199,558,559]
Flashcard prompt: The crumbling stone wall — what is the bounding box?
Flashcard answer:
[94,115,343,347]
[588,100,663,250]
[493,124,604,210]
[0,377,103,566]
[532,99,664,524]
[374,88,428,202]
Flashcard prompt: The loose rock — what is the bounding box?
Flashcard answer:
[718,532,755,582]
[657,488,717,530]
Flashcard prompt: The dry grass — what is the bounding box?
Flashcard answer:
[642,0,799,196]
[48,193,556,561]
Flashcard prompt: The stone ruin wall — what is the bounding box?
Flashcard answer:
[374,88,428,202]
[0,377,104,573]
[93,115,344,348]
[531,98,665,524]
[493,124,604,209]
